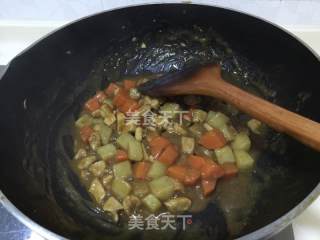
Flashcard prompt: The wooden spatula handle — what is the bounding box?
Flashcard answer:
[211,79,320,151]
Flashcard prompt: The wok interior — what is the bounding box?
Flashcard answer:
[0,4,319,240]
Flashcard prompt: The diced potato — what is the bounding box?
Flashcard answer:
[206,111,229,129]
[164,197,191,213]
[147,161,167,179]
[215,146,235,164]
[89,178,106,203]
[203,123,213,131]
[116,133,135,150]
[78,155,97,169]
[188,123,205,138]
[129,88,141,100]
[111,178,132,200]
[172,178,185,192]
[97,144,117,160]
[102,175,113,187]
[128,139,143,161]
[103,196,123,212]
[234,150,255,170]
[149,176,175,201]
[231,132,251,151]
[247,119,265,135]
[135,127,143,141]
[192,109,207,123]
[181,136,195,154]
[150,99,160,109]
[220,124,237,141]
[132,181,150,198]
[123,195,141,214]
[102,98,114,109]
[94,124,112,145]
[75,114,93,128]
[104,111,116,126]
[113,161,132,179]
[194,145,214,158]
[88,131,101,151]
[89,161,106,177]
[142,194,162,212]
[142,143,149,161]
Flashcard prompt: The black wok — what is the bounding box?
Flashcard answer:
[0,3,319,240]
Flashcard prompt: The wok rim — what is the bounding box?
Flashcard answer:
[0,2,320,240]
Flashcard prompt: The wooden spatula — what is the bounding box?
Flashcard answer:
[138,64,320,151]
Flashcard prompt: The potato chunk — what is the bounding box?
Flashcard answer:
[89,178,106,203]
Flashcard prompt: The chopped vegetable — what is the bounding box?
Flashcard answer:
[164,197,192,213]
[147,161,167,179]
[115,149,128,162]
[215,145,235,164]
[76,114,93,128]
[199,129,227,149]
[89,161,106,177]
[123,195,141,214]
[142,194,162,212]
[129,88,141,100]
[149,136,170,157]
[149,176,175,201]
[133,162,151,180]
[222,163,239,178]
[234,150,255,170]
[88,131,101,151]
[124,79,137,90]
[132,181,150,198]
[219,124,237,141]
[158,144,178,165]
[103,196,123,212]
[247,119,265,135]
[111,178,132,200]
[113,161,132,179]
[105,82,120,96]
[97,144,117,160]
[103,111,116,126]
[181,136,195,154]
[167,165,187,182]
[192,109,208,123]
[135,127,143,141]
[184,168,201,186]
[78,155,97,170]
[80,126,93,143]
[94,124,112,145]
[231,132,251,151]
[201,179,217,197]
[188,123,205,138]
[200,160,225,179]
[160,103,180,117]
[206,111,229,129]
[128,139,144,161]
[85,98,101,113]
[117,133,135,150]
[89,178,106,203]
[187,155,206,170]
[94,91,107,102]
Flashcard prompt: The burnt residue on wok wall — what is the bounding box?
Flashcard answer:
[0,4,319,240]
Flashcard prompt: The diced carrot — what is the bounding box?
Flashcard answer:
[119,100,139,113]
[115,150,128,162]
[133,162,151,180]
[187,155,207,170]
[184,168,201,186]
[199,129,227,149]
[158,144,179,165]
[94,91,107,102]
[200,160,225,180]
[112,91,128,107]
[149,136,170,158]
[84,98,100,112]
[123,79,136,90]
[201,179,217,197]
[167,165,187,182]
[80,126,93,143]
[105,83,120,96]
[222,163,239,178]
